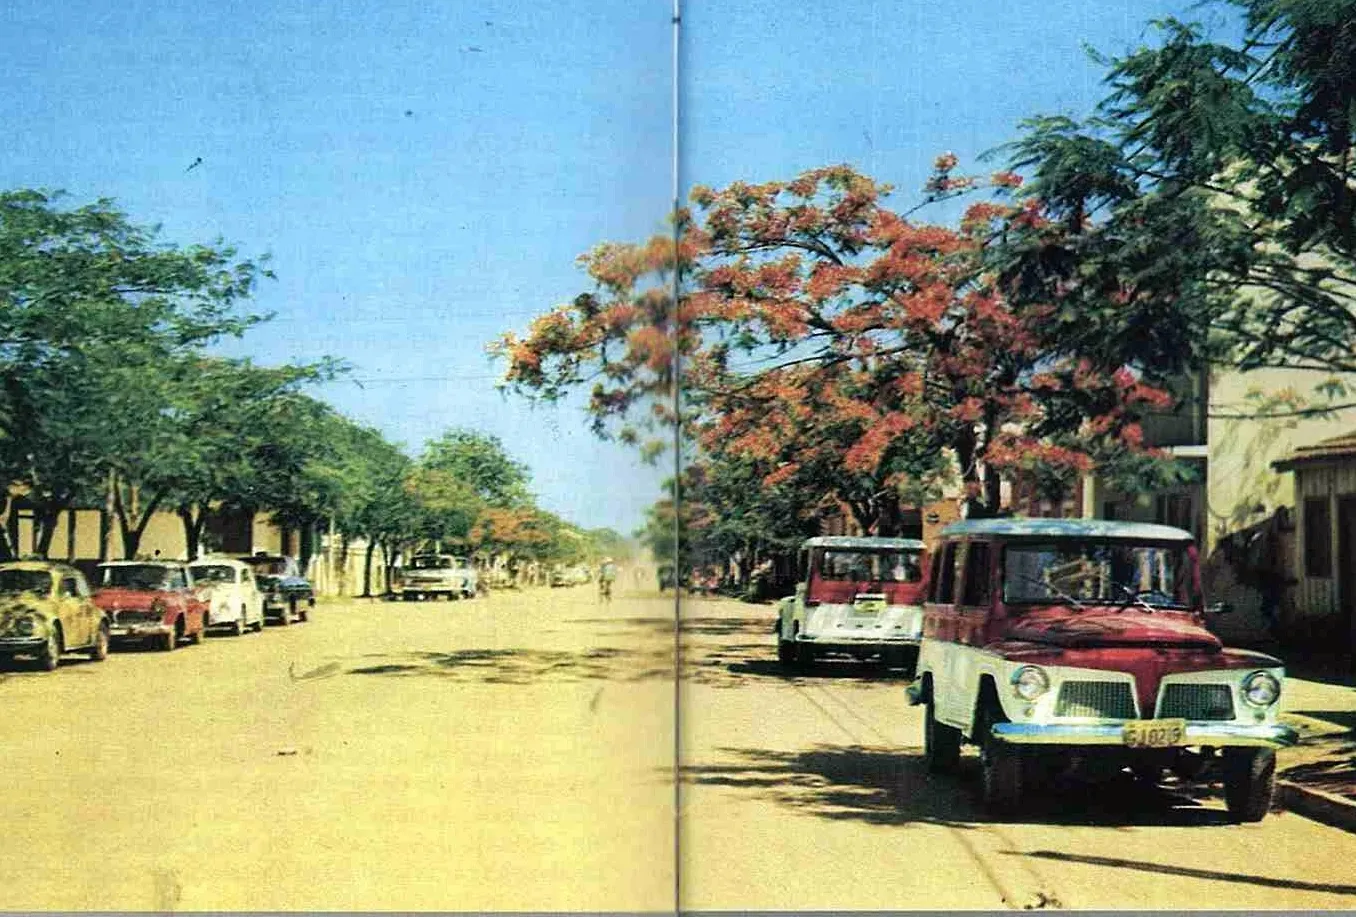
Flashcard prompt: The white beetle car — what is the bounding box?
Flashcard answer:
[188,557,266,636]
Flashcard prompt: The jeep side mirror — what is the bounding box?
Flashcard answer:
[1205,601,1233,615]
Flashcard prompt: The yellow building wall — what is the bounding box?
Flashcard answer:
[251,515,284,554]
[1206,367,1353,552]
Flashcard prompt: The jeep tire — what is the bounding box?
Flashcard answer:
[924,697,962,774]
[978,704,1025,817]
[1223,747,1276,823]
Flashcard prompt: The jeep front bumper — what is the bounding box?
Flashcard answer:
[988,721,1299,749]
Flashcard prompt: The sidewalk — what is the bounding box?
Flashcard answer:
[1277,653,1356,830]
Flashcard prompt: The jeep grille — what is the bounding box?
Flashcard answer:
[1158,683,1234,721]
[1055,681,1137,719]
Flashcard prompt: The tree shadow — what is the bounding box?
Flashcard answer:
[1290,709,1356,732]
[347,646,675,684]
[680,745,1236,828]
[1014,850,1356,898]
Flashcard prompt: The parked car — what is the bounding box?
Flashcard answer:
[94,560,208,651]
[391,554,476,601]
[187,557,265,635]
[0,561,109,670]
[776,536,928,671]
[239,554,314,625]
[908,518,1298,822]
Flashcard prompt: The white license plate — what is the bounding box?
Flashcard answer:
[1122,719,1186,748]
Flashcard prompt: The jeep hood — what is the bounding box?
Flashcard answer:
[1006,608,1221,650]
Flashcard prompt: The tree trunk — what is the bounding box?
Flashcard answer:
[34,505,63,558]
[178,505,207,560]
[363,540,376,597]
[0,493,15,562]
[112,477,166,559]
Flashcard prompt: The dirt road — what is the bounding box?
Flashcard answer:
[3,586,1355,910]
[678,595,1356,910]
[0,587,674,911]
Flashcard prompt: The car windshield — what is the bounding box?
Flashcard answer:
[409,556,452,569]
[0,569,52,596]
[819,549,923,583]
[190,564,237,584]
[243,557,290,575]
[1003,541,1191,608]
[101,564,174,590]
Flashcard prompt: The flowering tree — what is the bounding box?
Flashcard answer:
[496,163,1187,521]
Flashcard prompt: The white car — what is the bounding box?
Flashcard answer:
[392,554,478,600]
[776,536,928,672]
[188,557,266,635]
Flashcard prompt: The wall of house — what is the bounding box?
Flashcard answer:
[1290,464,1356,627]
[1206,368,1353,551]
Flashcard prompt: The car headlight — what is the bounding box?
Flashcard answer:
[13,616,36,636]
[1010,665,1050,701]
[1242,670,1281,707]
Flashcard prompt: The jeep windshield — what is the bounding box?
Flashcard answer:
[1002,541,1191,609]
[819,549,923,583]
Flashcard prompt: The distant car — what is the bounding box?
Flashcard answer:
[0,561,109,670]
[239,554,314,625]
[94,560,208,651]
[392,554,476,601]
[776,536,928,672]
[187,557,266,635]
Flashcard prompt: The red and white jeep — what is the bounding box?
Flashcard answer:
[908,518,1297,821]
[776,536,927,672]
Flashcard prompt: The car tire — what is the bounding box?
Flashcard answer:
[89,622,110,661]
[924,698,962,774]
[792,640,815,669]
[1223,747,1276,823]
[978,704,1025,817]
[38,627,61,671]
[776,635,795,668]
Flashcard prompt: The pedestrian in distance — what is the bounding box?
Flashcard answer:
[598,557,617,603]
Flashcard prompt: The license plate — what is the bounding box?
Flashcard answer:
[1122,719,1186,748]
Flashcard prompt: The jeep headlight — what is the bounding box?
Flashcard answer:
[1242,670,1280,707]
[1011,665,1050,701]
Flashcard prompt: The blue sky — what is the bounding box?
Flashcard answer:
[0,0,1238,533]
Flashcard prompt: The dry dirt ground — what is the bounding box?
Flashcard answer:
[1,586,1354,910]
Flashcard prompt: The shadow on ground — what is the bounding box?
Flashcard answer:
[347,647,676,684]
[681,745,1249,829]
[559,614,912,688]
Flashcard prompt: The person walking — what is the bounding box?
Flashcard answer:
[598,557,618,603]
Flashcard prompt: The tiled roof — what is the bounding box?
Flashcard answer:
[1272,430,1356,471]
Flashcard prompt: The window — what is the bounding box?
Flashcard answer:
[932,543,957,603]
[961,542,992,606]
[817,550,922,583]
[60,577,79,598]
[1304,496,1332,578]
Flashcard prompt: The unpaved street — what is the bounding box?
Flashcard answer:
[2,587,1356,910]
[0,587,675,911]
[679,595,1356,910]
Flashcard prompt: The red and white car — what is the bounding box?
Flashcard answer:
[94,560,208,651]
[909,518,1297,821]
